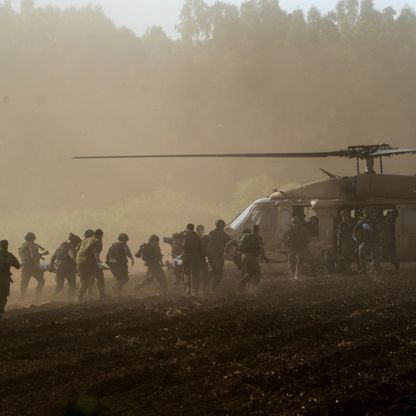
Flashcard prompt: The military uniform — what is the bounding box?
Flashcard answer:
[19,239,45,299]
[0,243,20,314]
[336,213,356,271]
[238,232,262,291]
[136,237,167,294]
[283,221,310,279]
[207,224,231,290]
[196,226,210,292]
[163,233,185,287]
[106,238,133,292]
[51,235,81,299]
[76,235,103,301]
[182,229,204,295]
[353,215,381,273]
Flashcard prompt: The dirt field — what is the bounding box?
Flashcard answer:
[1,268,416,416]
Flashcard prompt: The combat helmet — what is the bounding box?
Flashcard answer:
[215,219,226,229]
[149,234,160,243]
[118,233,129,242]
[25,232,36,241]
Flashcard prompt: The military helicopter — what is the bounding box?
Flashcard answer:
[75,144,416,268]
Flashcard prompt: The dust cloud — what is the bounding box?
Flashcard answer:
[0,0,415,251]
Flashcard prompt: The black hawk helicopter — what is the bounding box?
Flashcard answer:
[75,144,416,268]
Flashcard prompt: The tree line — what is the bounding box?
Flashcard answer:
[0,0,415,215]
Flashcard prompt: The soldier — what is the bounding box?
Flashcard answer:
[353,208,382,274]
[135,235,167,295]
[50,233,82,300]
[381,209,400,272]
[282,217,310,280]
[106,233,134,293]
[76,229,105,301]
[0,240,20,315]
[182,224,204,296]
[336,209,356,272]
[18,232,48,300]
[196,225,210,292]
[163,232,185,287]
[253,225,268,263]
[238,228,262,291]
[207,219,231,291]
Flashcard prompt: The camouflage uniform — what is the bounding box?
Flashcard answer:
[163,232,185,287]
[283,219,310,279]
[353,210,381,274]
[238,230,262,291]
[19,234,45,299]
[76,232,104,301]
[50,234,81,299]
[336,211,356,271]
[196,225,210,292]
[0,241,20,314]
[182,225,204,296]
[207,220,231,290]
[106,234,133,293]
[136,236,167,294]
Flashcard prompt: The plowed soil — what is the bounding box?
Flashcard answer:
[1,269,416,416]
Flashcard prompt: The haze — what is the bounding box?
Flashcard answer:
[0,0,415,252]
[7,0,415,35]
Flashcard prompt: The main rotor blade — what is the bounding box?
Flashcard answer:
[73,151,345,160]
[370,148,416,157]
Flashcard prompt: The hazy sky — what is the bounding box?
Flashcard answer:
[8,0,416,36]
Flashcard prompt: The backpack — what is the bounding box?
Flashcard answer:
[55,242,71,262]
[238,233,258,254]
[107,242,126,265]
[137,243,155,263]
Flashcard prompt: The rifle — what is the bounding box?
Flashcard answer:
[34,243,49,260]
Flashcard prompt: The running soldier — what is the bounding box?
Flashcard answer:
[353,208,382,274]
[163,232,185,287]
[196,225,210,292]
[183,224,204,296]
[0,240,20,315]
[282,217,310,280]
[50,233,82,300]
[18,232,48,300]
[207,219,231,291]
[336,209,356,272]
[76,229,105,301]
[237,229,262,291]
[106,233,134,293]
[135,235,167,294]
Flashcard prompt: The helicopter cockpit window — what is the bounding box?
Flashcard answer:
[229,204,273,232]
[229,205,253,231]
[401,209,416,235]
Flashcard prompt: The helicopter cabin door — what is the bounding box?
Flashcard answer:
[396,205,416,261]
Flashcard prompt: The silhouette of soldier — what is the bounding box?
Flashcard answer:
[135,235,167,295]
[18,232,47,300]
[0,240,20,315]
[207,219,231,291]
[50,233,82,300]
[106,233,134,293]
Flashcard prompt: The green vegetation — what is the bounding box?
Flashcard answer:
[0,0,415,225]
[1,176,278,250]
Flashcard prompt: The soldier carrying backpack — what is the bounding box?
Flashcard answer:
[106,233,134,293]
[135,235,167,295]
[50,233,82,300]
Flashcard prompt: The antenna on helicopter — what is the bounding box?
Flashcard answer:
[74,144,416,175]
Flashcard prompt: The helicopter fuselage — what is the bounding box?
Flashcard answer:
[227,173,416,264]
